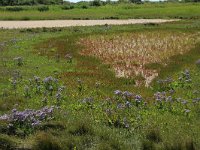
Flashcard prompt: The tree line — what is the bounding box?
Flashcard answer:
[0,0,199,6]
[0,0,63,6]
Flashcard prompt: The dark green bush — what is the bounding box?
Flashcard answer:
[37,6,49,12]
[81,5,89,9]
[142,140,156,150]
[164,139,196,150]
[0,135,16,150]
[90,0,102,7]
[33,132,61,150]
[5,7,24,11]
[146,129,162,143]
[61,5,74,10]
[68,119,94,136]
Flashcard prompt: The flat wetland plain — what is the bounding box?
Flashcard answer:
[0,3,200,150]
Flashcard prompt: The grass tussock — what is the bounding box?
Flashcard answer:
[0,134,16,150]
[33,132,61,150]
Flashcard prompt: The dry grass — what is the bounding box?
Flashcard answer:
[79,31,200,86]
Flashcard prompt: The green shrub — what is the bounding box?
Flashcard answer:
[37,6,49,12]
[33,132,61,150]
[61,5,74,10]
[0,135,16,150]
[146,129,162,143]
[90,0,102,7]
[164,139,196,150]
[81,5,89,9]
[68,119,94,136]
[142,140,156,150]
[5,7,24,12]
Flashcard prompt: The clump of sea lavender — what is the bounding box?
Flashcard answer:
[156,77,173,91]
[13,57,23,66]
[114,90,134,100]
[55,92,62,106]
[135,95,143,107]
[0,106,54,134]
[114,90,122,96]
[24,85,31,98]
[82,97,94,105]
[122,91,133,100]
[55,86,66,106]
[179,69,192,83]
[11,79,17,96]
[154,92,167,102]
[43,76,58,95]
[13,70,22,80]
[157,77,173,85]
[65,53,73,63]
[34,76,41,85]
[77,78,83,92]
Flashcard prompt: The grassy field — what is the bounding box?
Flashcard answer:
[0,3,200,20]
[0,19,200,149]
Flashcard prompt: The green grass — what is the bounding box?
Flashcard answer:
[0,20,200,149]
[0,3,200,20]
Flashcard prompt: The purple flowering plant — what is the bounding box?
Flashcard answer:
[0,106,54,135]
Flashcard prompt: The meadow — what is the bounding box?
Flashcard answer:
[0,3,200,20]
[0,19,200,149]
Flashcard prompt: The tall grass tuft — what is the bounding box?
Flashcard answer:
[33,132,61,150]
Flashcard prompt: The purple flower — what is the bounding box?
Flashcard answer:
[154,92,166,102]
[135,95,142,102]
[125,101,131,108]
[34,76,40,84]
[117,103,124,109]
[82,97,93,104]
[166,96,173,102]
[184,109,191,113]
[114,90,122,95]
[58,86,65,92]
[0,106,55,129]
[0,114,9,120]
[43,76,53,84]
[123,117,129,128]
[55,92,62,101]
[193,98,200,103]
[181,100,188,105]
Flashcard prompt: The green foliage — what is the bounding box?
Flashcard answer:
[33,132,61,150]
[0,134,16,150]
[0,0,63,6]
[5,6,24,11]
[37,6,49,12]
[68,119,94,136]
[90,0,102,7]
[61,5,74,10]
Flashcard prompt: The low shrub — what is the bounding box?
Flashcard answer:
[90,0,102,7]
[61,5,74,10]
[68,119,94,136]
[33,132,61,150]
[0,134,16,150]
[81,5,89,9]
[142,140,155,150]
[146,129,162,143]
[5,7,24,12]
[37,6,49,12]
